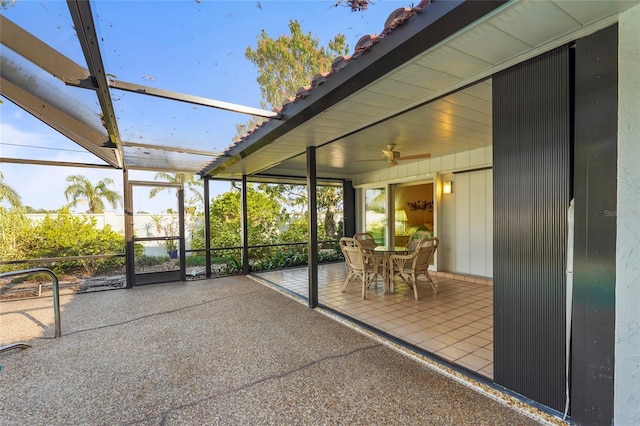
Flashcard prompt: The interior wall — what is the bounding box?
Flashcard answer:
[439,169,493,278]
[394,183,434,230]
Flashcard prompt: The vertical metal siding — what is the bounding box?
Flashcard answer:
[493,46,571,412]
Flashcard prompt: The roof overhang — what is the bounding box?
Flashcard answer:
[201,0,639,181]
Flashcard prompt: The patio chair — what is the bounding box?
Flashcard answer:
[389,237,439,300]
[353,232,378,250]
[339,237,384,299]
[405,230,432,250]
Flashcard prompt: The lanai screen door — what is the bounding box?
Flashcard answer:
[127,180,185,286]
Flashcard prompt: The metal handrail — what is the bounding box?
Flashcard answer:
[0,268,61,339]
[0,253,124,266]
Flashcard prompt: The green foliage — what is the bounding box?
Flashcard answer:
[134,243,145,258]
[245,20,348,110]
[191,184,284,251]
[135,255,167,268]
[0,206,33,269]
[250,248,307,271]
[236,20,348,139]
[0,171,22,208]
[189,182,344,273]
[279,217,308,243]
[21,209,125,274]
[257,183,343,240]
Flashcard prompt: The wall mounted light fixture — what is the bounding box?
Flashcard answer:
[443,181,453,194]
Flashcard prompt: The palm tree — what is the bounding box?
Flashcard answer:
[149,214,164,235]
[0,171,22,207]
[64,175,122,213]
[149,172,203,204]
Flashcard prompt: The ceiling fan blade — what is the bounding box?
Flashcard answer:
[397,153,431,161]
[389,159,399,166]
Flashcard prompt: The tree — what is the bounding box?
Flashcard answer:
[64,175,122,213]
[240,20,348,140]
[0,171,22,208]
[258,183,343,240]
[149,172,203,208]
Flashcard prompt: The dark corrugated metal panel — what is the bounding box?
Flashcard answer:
[571,25,617,426]
[493,45,571,413]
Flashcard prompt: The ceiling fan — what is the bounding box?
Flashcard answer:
[357,144,431,167]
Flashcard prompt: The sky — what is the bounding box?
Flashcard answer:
[1,0,411,213]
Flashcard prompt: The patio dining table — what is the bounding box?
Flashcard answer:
[367,246,410,293]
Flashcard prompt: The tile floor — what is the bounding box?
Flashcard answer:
[255,262,494,379]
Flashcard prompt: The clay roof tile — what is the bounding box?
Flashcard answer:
[331,55,352,73]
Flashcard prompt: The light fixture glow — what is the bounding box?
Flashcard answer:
[395,209,408,223]
[443,181,453,194]
[395,209,408,233]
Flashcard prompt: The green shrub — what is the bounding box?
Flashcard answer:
[21,209,125,275]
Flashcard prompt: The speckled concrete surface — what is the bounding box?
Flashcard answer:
[1,276,548,425]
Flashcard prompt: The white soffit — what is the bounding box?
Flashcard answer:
[219,0,638,179]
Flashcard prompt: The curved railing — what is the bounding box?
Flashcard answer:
[0,268,61,353]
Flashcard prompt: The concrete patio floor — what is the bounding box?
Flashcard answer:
[0,275,555,425]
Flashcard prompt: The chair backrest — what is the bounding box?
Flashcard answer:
[406,230,432,250]
[413,237,439,269]
[339,237,367,272]
[353,232,377,250]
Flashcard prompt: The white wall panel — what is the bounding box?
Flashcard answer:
[439,168,493,278]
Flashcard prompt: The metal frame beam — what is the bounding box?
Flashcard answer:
[108,79,280,119]
[0,77,119,167]
[0,15,91,87]
[67,0,124,168]
[0,157,114,169]
[307,146,318,308]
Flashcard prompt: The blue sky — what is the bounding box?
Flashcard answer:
[1,0,410,212]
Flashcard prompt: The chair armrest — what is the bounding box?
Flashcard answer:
[389,252,415,261]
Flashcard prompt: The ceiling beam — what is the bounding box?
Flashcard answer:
[0,77,120,167]
[67,0,124,168]
[0,157,116,169]
[108,79,280,119]
[0,15,91,87]
[121,141,221,157]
